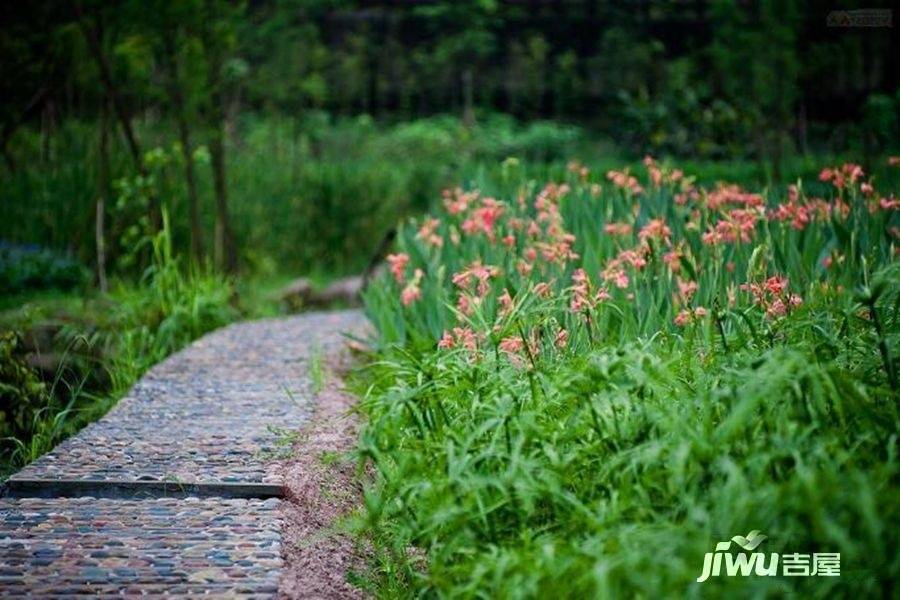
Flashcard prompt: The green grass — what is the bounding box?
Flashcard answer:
[5,113,895,281]
[0,213,238,477]
[355,158,899,597]
[309,345,326,395]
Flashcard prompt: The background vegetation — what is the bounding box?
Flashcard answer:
[2,0,898,277]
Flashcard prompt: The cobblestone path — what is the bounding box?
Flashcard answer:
[0,310,367,597]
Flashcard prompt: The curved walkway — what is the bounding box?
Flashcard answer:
[0,310,367,597]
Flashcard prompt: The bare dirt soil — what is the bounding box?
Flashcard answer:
[278,352,369,600]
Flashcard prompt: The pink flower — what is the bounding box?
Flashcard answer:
[498,289,514,317]
[455,327,478,351]
[457,294,477,316]
[570,268,594,312]
[644,155,663,187]
[819,163,864,190]
[607,169,643,194]
[879,196,900,211]
[499,336,524,354]
[443,187,478,215]
[765,276,788,296]
[452,261,499,297]
[604,222,633,236]
[742,274,801,319]
[386,253,409,283]
[517,260,534,276]
[438,327,480,352]
[401,285,421,306]
[400,269,423,306]
[461,198,504,241]
[438,331,455,349]
[767,298,787,318]
[555,329,569,349]
[533,282,553,298]
[417,218,443,247]
[674,306,707,326]
[705,184,764,210]
[677,279,698,302]
[662,249,682,272]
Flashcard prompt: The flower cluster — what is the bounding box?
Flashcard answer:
[741,276,803,319]
[379,155,895,361]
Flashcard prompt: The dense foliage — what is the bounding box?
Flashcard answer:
[4,1,897,156]
[2,1,898,277]
[0,332,50,450]
[358,158,899,596]
[0,215,236,476]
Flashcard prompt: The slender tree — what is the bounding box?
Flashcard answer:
[74,1,161,231]
[201,0,237,273]
[95,98,110,293]
[160,15,204,264]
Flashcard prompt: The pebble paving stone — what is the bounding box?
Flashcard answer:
[0,310,367,596]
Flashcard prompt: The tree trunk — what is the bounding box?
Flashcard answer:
[96,99,110,293]
[202,0,237,274]
[462,68,475,127]
[75,2,161,232]
[210,129,236,273]
[162,29,204,264]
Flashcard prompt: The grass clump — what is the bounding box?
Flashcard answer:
[357,158,899,597]
[0,210,236,476]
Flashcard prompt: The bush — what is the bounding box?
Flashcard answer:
[0,331,50,449]
[0,243,89,295]
[105,211,238,390]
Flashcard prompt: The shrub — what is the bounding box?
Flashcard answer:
[0,243,89,295]
[0,331,50,449]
